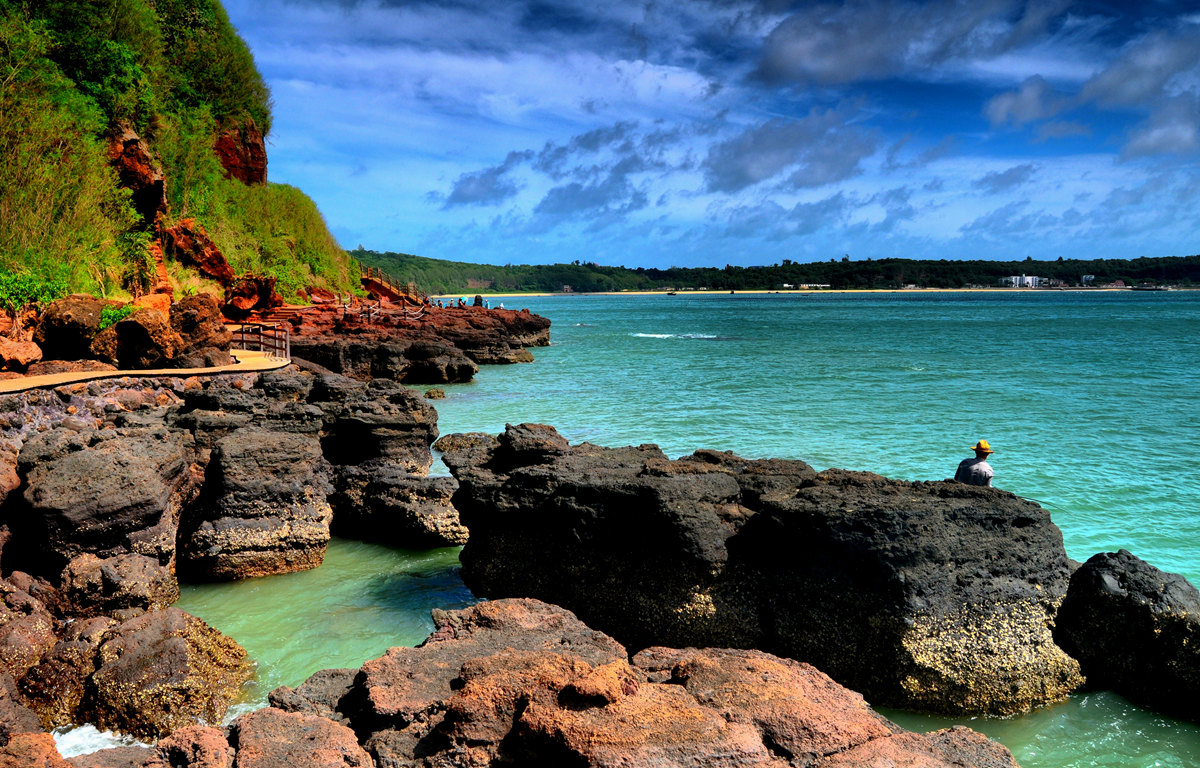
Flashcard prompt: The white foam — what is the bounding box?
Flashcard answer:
[54,725,151,758]
[630,333,674,338]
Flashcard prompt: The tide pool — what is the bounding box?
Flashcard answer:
[167,290,1200,768]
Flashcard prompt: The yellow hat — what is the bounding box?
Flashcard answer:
[971,440,994,454]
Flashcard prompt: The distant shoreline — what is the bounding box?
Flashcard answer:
[431,287,1191,300]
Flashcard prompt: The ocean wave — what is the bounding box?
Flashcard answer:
[630,332,720,340]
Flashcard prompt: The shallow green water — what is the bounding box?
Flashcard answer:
[168,291,1200,768]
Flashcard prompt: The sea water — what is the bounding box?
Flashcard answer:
[166,291,1200,767]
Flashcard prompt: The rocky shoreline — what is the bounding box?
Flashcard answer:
[1,364,1198,765]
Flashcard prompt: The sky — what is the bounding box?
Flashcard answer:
[223,0,1200,268]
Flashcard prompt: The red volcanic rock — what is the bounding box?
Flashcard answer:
[0,339,41,372]
[162,220,236,286]
[288,304,549,384]
[90,308,182,370]
[274,598,1020,768]
[107,124,166,228]
[230,708,370,768]
[212,119,267,186]
[143,725,233,768]
[223,276,282,319]
[34,295,106,361]
[0,732,71,768]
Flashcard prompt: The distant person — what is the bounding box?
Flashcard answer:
[955,440,995,487]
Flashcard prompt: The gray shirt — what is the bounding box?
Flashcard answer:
[955,457,994,487]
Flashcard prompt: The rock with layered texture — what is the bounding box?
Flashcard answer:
[178,427,332,581]
[438,423,1082,717]
[1055,549,1200,721]
[273,598,1020,768]
[85,608,251,739]
[17,427,191,572]
[330,464,465,548]
[34,295,106,361]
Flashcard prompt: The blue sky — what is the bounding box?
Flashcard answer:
[223,0,1200,267]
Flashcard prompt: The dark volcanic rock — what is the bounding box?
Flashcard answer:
[85,608,251,739]
[90,309,182,370]
[1055,549,1200,721]
[0,580,58,683]
[34,295,106,361]
[18,427,190,572]
[276,598,1019,768]
[179,428,332,581]
[330,464,465,548]
[19,617,114,730]
[169,294,233,368]
[438,424,1082,717]
[0,669,42,740]
[60,554,178,618]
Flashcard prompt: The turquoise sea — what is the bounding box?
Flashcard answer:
[163,291,1200,767]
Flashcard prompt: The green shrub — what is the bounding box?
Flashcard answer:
[97,302,137,330]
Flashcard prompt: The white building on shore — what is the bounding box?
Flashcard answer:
[999,274,1044,288]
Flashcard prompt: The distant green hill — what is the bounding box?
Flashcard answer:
[0,0,356,301]
[355,248,1200,293]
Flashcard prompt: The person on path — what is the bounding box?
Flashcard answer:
[955,440,995,486]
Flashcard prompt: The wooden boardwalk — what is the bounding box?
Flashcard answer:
[0,348,289,395]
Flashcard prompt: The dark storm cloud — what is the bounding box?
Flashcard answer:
[755,0,1070,85]
[702,107,877,193]
[973,164,1037,194]
[441,150,534,208]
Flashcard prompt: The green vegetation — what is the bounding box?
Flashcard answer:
[97,302,137,331]
[356,249,1200,294]
[0,0,356,302]
[0,271,67,336]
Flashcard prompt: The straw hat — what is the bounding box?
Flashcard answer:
[971,440,994,454]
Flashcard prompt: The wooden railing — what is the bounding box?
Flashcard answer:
[360,264,429,304]
[231,322,290,361]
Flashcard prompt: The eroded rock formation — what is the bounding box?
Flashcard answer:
[437,423,1083,717]
[213,118,267,186]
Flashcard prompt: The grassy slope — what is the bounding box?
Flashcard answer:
[0,0,356,301]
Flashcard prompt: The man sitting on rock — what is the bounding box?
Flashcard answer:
[955,440,995,486]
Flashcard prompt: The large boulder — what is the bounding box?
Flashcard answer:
[178,428,332,581]
[228,708,370,768]
[272,598,1020,768]
[90,309,182,370]
[19,617,114,730]
[438,424,1083,716]
[330,464,465,548]
[34,295,106,361]
[60,554,178,618]
[84,608,251,739]
[1055,549,1200,721]
[0,340,41,373]
[0,580,59,683]
[169,294,233,368]
[17,427,190,573]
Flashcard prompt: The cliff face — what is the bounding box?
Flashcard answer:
[0,0,356,301]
